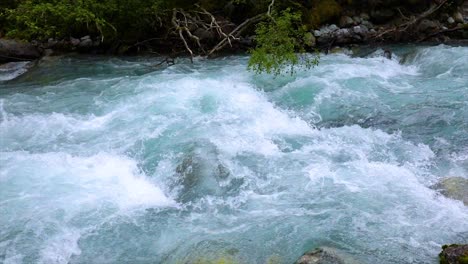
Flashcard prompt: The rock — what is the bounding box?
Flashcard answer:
[0,39,41,63]
[453,12,464,23]
[339,16,354,28]
[78,38,93,48]
[370,9,395,24]
[43,49,54,56]
[360,13,370,21]
[193,28,215,41]
[314,30,322,37]
[0,61,33,81]
[439,244,468,264]
[328,24,339,32]
[70,37,80,46]
[295,247,359,264]
[335,28,353,43]
[353,25,369,37]
[433,177,468,205]
[361,20,374,29]
[352,16,361,25]
[447,17,455,24]
[304,32,316,47]
[80,35,91,41]
[418,19,439,33]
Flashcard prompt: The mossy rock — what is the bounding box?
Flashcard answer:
[306,0,342,29]
[433,177,468,206]
[295,247,360,264]
[439,244,468,264]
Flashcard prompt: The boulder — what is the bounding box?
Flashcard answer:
[193,28,215,41]
[295,247,359,264]
[352,16,361,25]
[78,38,93,48]
[453,12,464,23]
[0,39,41,62]
[447,17,455,24]
[353,25,369,37]
[439,244,468,264]
[70,37,80,46]
[433,177,468,205]
[418,19,439,33]
[339,16,354,28]
[370,9,395,24]
[334,28,353,43]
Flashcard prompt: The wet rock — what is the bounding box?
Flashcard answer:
[0,61,34,81]
[433,177,468,205]
[439,244,468,264]
[314,30,322,37]
[0,39,41,62]
[447,17,455,24]
[339,16,354,28]
[174,142,242,203]
[418,19,439,33]
[370,9,395,24]
[295,247,359,264]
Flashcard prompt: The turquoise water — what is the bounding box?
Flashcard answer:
[0,45,467,264]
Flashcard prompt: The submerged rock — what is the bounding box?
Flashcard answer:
[174,141,243,203]
[433,177,468,205]
[295,247,359,264]
[439,244,468,264]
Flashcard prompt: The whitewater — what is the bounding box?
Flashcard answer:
[0,45,467,264]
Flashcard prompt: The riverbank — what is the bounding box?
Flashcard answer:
[1,1,467,64]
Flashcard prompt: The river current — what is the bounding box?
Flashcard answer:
[0,45,467,263]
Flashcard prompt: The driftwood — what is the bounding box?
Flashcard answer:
[371,0,449,41]
[167,0,275,61]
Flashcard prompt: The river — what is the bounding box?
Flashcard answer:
[0,45,467,263]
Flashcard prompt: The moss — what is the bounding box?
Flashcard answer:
[460,256,468,264]
[306,0,342,29]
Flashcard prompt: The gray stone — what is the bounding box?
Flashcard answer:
[433,177,468,205]
[353,25,369,36]
[295,247,360,264]
[439,244,468,264]
[335,28,353,43]
[352,16,361,24]
[328,24,339,32]
[360,13,370,21]
[43,49,54,56]
[453,11,464,23]
[78,38,93,48]
[193,28,215,40]
[314,30,322,37]
[339,16,354,28]
[361,20,374,29]
[80,35,91,41]
[70,37,80,46]
[0,39,40,62]
[417,19,439,33]
[447,17,455,24]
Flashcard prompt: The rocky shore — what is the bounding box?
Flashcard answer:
[1,1,467,64]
